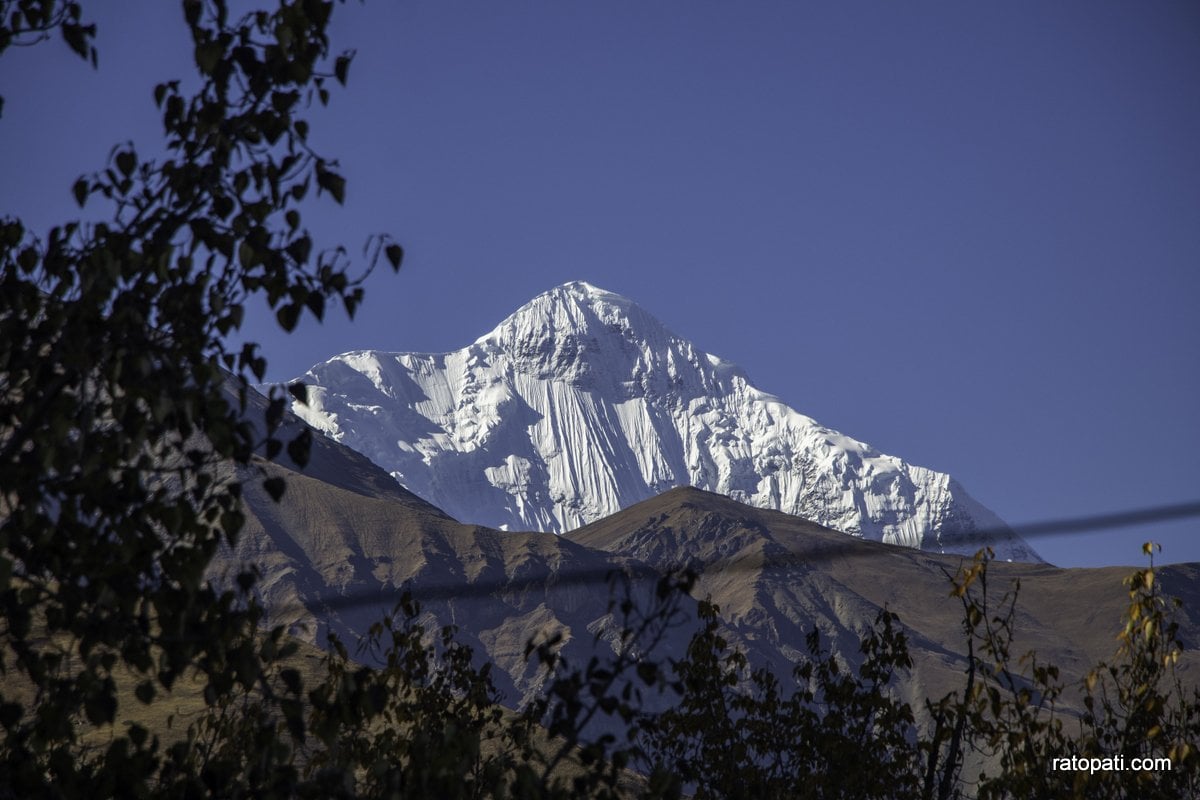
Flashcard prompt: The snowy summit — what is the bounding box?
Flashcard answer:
[289,281,1041,561]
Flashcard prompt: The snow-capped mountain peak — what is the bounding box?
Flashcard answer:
[475,280,634,346]
[473,281,706,388]
[290,282,1041,561]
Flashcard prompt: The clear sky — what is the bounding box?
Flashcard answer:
[2,2,1197,567]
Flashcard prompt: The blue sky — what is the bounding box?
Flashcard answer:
[2,1,1197,567]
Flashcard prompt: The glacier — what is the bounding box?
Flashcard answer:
[288,281,1041,561]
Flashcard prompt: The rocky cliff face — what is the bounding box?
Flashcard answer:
[288,281,1040,561]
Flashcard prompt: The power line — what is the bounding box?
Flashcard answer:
[1006,500,1200,538]
[261,498,1200,617]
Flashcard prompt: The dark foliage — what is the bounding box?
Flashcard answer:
[0,1,399,795]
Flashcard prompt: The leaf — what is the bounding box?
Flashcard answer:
[288,381,308,405]
[135,681,156,705]
[637,662,658,686]
[316,165,346,204]
[0,702,22,730]
[16,247,38,274]
[237,570,257,592]
[334,52,353,86]
[115,150,136,177]
[61,22,95,60]
[195,40,223,74]
[263,476,286,502]
[286,234,312,264]
[266,396,285,428]
[385,243,404,271]
[281,668,302,694]
[238,240,260,269]
[287,429,312,469]
[128,723,149,749]
[304,290,324,320]
[84,690,117,725]
[276,302,300,332]
[73,178,88,208]
[165,94,184,125]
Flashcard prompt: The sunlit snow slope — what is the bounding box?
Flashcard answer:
[289,281,1040,561]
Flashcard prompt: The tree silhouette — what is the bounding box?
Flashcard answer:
[0,1,399,794]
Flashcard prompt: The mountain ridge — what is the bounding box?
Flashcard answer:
[221,444,1200,724]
